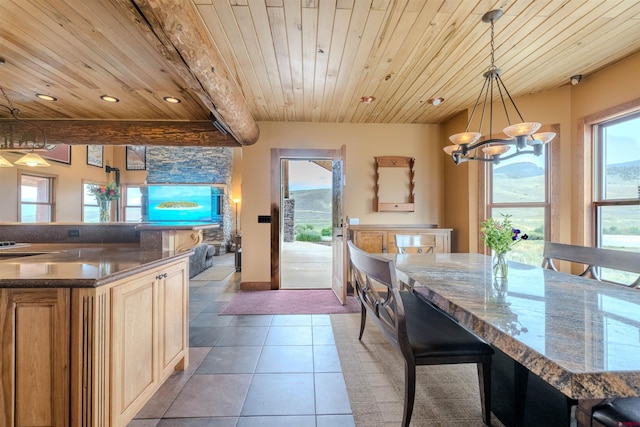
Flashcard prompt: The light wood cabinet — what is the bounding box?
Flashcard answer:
[0,256,189,427]
[103,259,189,427]
[159,262,189,377]
[111,271,158,426]
[349,225,452,254]
[0,288,70,427]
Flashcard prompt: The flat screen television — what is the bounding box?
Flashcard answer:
[140,184,224,223]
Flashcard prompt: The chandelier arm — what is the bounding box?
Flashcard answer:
[478,76,491,139]
[466,75,490,132]
[490,74,496,137]
[495,74,526,123]
[467,137,514,152]
[495,75,512,127]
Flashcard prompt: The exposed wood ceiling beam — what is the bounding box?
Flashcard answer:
[2,120,238,146]
[119,0,259,146]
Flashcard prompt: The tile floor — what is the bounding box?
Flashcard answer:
[128,254,355,427]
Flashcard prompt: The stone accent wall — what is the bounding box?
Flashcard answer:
[145,146,233,248]
[283,198,295,242]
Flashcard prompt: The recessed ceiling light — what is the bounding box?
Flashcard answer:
[36,93,57,101]
[429,97,444,106]
[360,96,376,104]
[163,96,181,104]
[100,95,119,103]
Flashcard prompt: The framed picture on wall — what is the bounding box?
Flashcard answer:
[22,143,72,164]
[126,145,146,170]
[86,145,103,168]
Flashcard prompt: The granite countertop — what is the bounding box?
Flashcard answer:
[391,253,640,400]
[0,244,190,288]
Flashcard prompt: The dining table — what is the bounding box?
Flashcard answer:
[387,252,640,427]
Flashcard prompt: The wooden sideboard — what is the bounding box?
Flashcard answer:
[349,224,451,254]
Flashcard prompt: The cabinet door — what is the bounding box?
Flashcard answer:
[111,272,158,426]
[158,262,188,378]
[353,230,386,253]
[0,288,70,427]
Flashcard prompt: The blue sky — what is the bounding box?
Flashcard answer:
[288,160,332,191]
[606,117,640,165]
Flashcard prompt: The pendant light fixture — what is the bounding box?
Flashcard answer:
[0,86,51,167]
[444,10,555,165]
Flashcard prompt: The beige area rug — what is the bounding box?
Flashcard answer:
[330,313,505,427]
[191,256,236,281]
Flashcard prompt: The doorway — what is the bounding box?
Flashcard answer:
[280,159,332,289]
[270,147,347,303]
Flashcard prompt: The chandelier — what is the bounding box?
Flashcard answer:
[443,10,555,165]
[0,86,51,167]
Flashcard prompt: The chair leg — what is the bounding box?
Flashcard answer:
[403,360,416,427]
[358,303,367,340]
[477,359,492,426]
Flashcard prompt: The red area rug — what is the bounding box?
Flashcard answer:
[220,290,360,315]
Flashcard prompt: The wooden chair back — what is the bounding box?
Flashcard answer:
[347,240,410,358]
[394,234,434,254]
[541,241,640,288]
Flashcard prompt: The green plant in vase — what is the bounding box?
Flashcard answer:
[480,214,528,280]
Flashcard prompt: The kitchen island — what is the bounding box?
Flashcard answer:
[0,245,190,427]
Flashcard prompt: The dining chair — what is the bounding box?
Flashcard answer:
[394,234,435,254]
[541,241,640,287]
[592,398,640,427]
[347,241,493,426]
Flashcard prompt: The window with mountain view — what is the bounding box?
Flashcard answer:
[20,173,55,222]
[594,111,640,285]
[488,145,549,266]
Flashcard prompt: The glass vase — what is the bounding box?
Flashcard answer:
[492,251,508,279]
[98,200,111,223]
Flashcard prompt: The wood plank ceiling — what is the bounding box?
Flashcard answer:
[1,0,639,147]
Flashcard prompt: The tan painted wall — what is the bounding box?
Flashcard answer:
[0,145,145,222]
[442,111,470,252]
[240,122,442,283]
[231,147,242,236]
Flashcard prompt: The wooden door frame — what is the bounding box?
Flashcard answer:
[270,148,342,290]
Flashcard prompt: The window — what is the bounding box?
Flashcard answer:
[82,181,101,222]
[486,143,551,266]
[20,173,55,222]
[123,185,142,222]
[593,111,640,285]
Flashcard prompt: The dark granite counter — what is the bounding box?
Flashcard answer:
[0,244,190,288]
[390,252,640,401]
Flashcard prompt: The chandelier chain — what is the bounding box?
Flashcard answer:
[490,19,495,69]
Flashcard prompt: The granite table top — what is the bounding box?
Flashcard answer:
[389,252,640,400]
[0,244,191,288]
